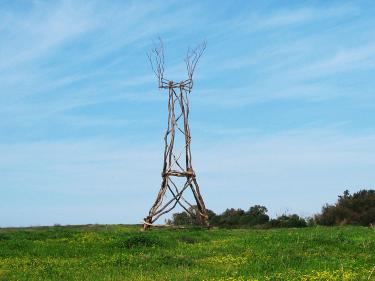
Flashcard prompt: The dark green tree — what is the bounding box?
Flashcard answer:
[239,205,270,226]
[219,208,245,226]
[315,189,375,226]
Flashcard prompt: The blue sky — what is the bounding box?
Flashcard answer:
[1,0,375,227]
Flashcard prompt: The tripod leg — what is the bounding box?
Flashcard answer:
[190,178,209,226]
[143,177,168,229]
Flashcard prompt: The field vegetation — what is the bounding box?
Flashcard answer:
[0,225,374,280]
[1,190,374,280]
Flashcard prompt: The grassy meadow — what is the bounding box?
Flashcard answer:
[0,225,374,280]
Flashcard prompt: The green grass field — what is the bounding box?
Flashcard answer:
[0,225,374,280]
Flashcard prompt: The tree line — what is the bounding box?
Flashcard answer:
[168,189,375,228]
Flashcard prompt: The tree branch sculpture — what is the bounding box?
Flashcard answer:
[143,39,209,230]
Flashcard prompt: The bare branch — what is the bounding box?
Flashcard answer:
[147,37,165,87]
[185,41,206,80]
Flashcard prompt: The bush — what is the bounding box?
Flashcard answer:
[169,205,270,228]
[237,206,269,226]
[268,214,307,228]
[207,209,220,225]
[167,206,210,226]
[0,233,10,241]
[168,205,311,228]
[218,208,245,226]
[315,189,375,226]
[170,212,192,226]
[120,233,165,248]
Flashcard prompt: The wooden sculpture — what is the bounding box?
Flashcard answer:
[143,39,209,229]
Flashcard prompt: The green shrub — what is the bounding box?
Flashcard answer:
[0,233,10,241]
[171,212,192,225]
[119,233,165,248]
[268,214,307,228]
[218,208,245,226]
[169,205,270,228]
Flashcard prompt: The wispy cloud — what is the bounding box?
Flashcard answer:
[0,1,93,71]
[219,3,359,36]
[304,42,375,75]
[258,4,358,28]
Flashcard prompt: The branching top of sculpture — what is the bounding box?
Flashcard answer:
[147,38,206,91]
